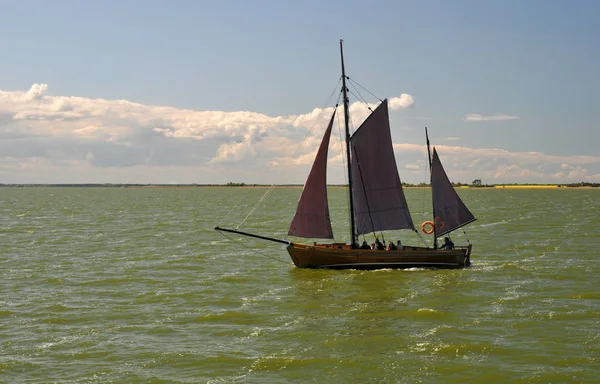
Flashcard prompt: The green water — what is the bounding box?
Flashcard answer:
[1,187,599,383]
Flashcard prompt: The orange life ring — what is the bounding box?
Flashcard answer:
[435,216,445,230]
[421,221,435,234]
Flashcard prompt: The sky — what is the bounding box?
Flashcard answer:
[1,0,599,185]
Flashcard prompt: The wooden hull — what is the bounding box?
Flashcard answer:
[286,243,472,270]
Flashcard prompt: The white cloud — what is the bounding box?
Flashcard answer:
[0,84,598,184]
[391,143,600,183]
[567,166,589,180]
[464,114,519,121]
[389,94,414,110]
[210,138,255,164]
[0,85,414,144]
[0,84,415,182]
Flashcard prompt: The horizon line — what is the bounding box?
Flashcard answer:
[1,182,598,188]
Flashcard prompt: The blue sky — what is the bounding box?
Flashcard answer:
[0,0,599,184]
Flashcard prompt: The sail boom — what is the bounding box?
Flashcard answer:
[215,226,291,245]
[436,217,477,237]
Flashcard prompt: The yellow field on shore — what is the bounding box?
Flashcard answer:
[208,185,597,189]
[493,185,559,189]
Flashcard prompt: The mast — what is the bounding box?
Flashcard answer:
[340,39,357,246]
[425,127,437,249]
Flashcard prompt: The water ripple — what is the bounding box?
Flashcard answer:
[1,187,599,382]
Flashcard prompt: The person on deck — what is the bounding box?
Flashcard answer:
[396,240,403,250]
[375,238,385,250]
[387,241,397,250]
[360,240,371,249]
[440,237,454,250]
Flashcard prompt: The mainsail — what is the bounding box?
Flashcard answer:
[430,148,477,236]
[350,100,415,235]
[288,111,336,239]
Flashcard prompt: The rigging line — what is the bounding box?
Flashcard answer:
[335,103,347,174]
[335,103,352,243]
[379,231,386,246]
[462,228,471,245]
[236,187,275,229]
[347,89,373,112]
[217,230,292,267]
[352,146,378,240]
[347,77,383,103]
[217,204,241,228]
[345,102,356,137]
[426,129,438,250]
[287,79,343,161]
[419,144,430,247]
[415,229,430,248]
[234,79,342,230]
[347,83,373,111]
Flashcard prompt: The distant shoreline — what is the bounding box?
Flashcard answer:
[0,184,598,189]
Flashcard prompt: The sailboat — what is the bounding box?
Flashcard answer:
[215,40,476,269]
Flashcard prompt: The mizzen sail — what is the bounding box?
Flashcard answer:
[431,148,476,236]
[350,100,414,235]
[288,111,336,239]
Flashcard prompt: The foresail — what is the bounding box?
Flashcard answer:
[288,111,335,239]
[431,148,476,236]
[350,100,414,235]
